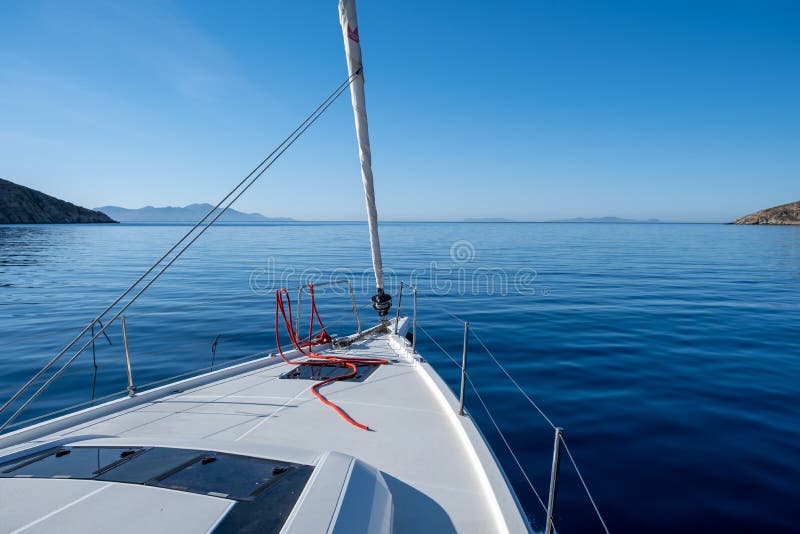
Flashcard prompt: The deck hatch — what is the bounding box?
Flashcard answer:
[96,446,202,484]
[211,464,314,534]
[279,362,380,382]
[0,446,310,503]
[0,446,142,478]
[148,452,300,501]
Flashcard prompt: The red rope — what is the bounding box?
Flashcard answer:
[275,284,387,430]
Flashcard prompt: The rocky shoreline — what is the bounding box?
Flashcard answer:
[0,178,116,224]
[732,200,800,225]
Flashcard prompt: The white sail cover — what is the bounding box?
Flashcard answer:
[339,0,384,291]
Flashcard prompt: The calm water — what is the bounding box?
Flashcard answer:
[1,222,799,533]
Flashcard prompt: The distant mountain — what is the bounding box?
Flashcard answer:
[94,203,294,223]
[462,217,517,222]
[732,201,800,225]
[549,217,661,223]
[0,178,116,224]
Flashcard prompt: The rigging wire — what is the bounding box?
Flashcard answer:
[0,71,361,432]
[128,303,365,362]
[0,71,346,416]
[465,370,549,515]
[2,290,373,429]
[440,312,609,530]
[0,297,370,413]
[7,334,301,431]
[560,437,611,534]
[416,323,462,369]
[432,308,559,431]
[418,318,610,532]
[434,309,558,430]
[0,298,368,400]
[470,328,558,431]
[417,323,549,515]
[0,280,367,350]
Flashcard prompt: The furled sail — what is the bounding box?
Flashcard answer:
[338,0,391,317]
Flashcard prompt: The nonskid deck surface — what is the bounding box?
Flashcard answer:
[0,329,529,533]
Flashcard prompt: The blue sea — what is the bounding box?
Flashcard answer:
[1,222,799,533]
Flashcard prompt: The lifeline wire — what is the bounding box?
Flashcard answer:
[1,291,371,429]
[435,308,558,431]
[469,322,609,530]
[560,436,611,534]
[417,323,549,514]
[470,328,558,431]
[418,318,610,532]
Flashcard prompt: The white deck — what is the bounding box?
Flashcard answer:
[0,322,530,533]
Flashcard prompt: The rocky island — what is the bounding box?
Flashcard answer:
[0,178,116,224]
[733,200,800,225]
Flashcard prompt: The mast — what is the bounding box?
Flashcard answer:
[338,0,392,318]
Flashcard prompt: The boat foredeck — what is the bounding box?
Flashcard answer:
[0,326,529,533]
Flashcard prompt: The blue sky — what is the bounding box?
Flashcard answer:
[1,0,798,222]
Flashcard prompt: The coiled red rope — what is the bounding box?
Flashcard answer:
[275,284,387,430]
